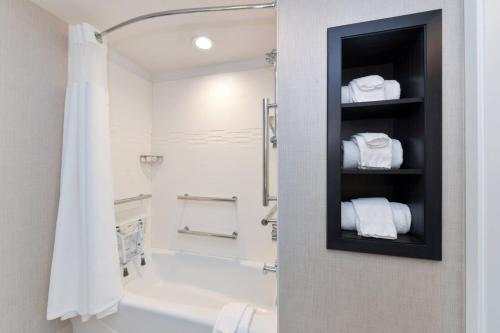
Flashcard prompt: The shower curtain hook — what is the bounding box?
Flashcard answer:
[94,32,103,44]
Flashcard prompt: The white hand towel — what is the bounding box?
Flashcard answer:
[342,139,403,169]
[342,201,412,234]
[352,133,393,169]
[384,80,401,100]
[351,198,397,239]
[349,75,385,102]
[213,303,256,333]
[341,86,352,103]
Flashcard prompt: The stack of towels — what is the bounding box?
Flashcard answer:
[343,133,402,169]
[342,75,401,103]
[213,303,256,333]
[342,198,412,239]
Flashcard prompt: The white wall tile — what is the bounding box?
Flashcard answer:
[151,68,277,262]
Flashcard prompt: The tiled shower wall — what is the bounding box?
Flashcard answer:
[108,61,153,247]
[108,61,276,264]
[151,67,277,263]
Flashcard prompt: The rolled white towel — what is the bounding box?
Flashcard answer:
[342,139,403,169]
[349,75,385,102]
[351,75,385,90]
[384,80,401,100]
[342,79,401,103]
[341,201,412,234]
[390,202,412,234]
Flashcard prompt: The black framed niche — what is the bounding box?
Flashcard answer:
[327,10,442,260]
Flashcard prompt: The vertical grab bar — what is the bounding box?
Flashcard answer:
[263,98,270,206]
[263,98,277,206]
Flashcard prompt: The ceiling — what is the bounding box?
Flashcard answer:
[31,0,277,75]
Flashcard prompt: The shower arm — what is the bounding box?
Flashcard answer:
[95,2,276,41]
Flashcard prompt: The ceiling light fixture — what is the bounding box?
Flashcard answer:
[193,36,214,50]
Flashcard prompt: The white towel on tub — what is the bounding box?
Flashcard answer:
[213,303,256,333]
[352,198,397,239]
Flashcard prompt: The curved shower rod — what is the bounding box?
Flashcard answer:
[96,2,276,41]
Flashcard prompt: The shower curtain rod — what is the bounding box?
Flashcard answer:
[97,2,276,40]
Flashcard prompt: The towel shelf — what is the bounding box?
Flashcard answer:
[341,169,423,175]
[341,97,424,120]
[177,194,238,202]
[177,226,238,239]
[327,10,442,260]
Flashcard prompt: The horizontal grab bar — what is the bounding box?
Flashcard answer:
[177,226,238,239]
[115,194,152,205]
[177,194,238,202]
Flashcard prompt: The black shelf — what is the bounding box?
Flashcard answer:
[342,98,423,120]
[341,169,423,175]
[327,10,442,260]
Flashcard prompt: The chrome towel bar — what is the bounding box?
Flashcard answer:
[177,226,238,239]
[114,194,152,205]
[177,194,237,202]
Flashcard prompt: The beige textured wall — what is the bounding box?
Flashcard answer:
[277,1,465,332]
[0,0,69,332]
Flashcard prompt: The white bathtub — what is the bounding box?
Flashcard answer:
[72,249,277,333]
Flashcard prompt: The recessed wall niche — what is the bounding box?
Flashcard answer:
[327,10,442,260]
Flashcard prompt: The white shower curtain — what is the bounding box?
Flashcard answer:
[47,23,123,322]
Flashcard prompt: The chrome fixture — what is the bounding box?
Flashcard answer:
[97,2,276,39]
[262,98,278,206]
[271,223,277,241]
[265,49,278,148]
[261,205,278,241]
[261,204,278,226]
[178,226,238,239]
[140,155,163,164]
[263,262,278,273]
[177,194,238,202]
[116,219,146,277]
[114,193,152,205]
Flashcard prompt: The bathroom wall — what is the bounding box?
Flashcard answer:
[278,1,465,332]
[0,0,69,332]
[108,58,153,247]
[151,67,277,263]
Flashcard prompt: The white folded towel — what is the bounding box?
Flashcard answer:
[341,79,401,103]
[351,198,397,239]
[213,303,256,333]
[341,201,411,234]
[342,139,403,169]
[349,75,385,102]
[351,133,393,169]
[384,80,401,100]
